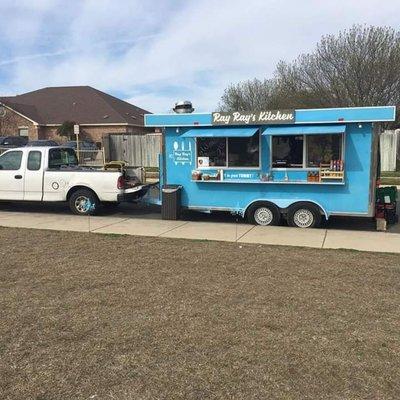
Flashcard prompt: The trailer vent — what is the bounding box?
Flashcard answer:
[173,100,194,114]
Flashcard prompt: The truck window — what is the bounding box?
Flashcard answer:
[27,151,42,171]
[0,151,23,170]
[48,148,78,169]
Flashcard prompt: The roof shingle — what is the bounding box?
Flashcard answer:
[0,86,151,125]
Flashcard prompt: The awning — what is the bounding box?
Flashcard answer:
[263,124,346,135]
[181,127,259,138]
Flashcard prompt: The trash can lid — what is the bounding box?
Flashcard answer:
[162,188,179,193]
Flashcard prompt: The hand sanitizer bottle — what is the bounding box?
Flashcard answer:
[284,171,289,181]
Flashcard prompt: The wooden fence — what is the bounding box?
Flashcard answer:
[103,133,162,168]
[380,130,399,172]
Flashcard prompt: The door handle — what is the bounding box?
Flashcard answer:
[14,175,23,180]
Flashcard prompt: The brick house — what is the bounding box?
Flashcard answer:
[0,86,152,144]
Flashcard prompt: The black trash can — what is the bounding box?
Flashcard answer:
[161,185,182,220]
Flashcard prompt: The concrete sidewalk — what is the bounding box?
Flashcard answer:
[0,210,399,253]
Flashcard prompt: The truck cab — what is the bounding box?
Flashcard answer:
[0,147,148,214]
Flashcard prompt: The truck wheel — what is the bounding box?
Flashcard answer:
[69,189,99,216]
[287,203,321,228]
[247,202,280,226]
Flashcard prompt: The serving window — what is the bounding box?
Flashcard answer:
[271,133,343,169]
[197,132,260,168]
[306,134,342,167]
[272,135,303,168]
[197,137,226,167]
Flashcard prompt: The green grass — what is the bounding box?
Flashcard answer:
[145,166,159,173]
[380,177,400,186]
[380,171,400,185]
[381,171,400,178]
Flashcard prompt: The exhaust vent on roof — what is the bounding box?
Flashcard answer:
[173,100,194,114]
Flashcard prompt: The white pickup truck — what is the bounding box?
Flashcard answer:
[0,146,149,215]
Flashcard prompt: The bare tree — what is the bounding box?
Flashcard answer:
[218,78,280,111]
[276,25,400,108]
[219,25,400,113]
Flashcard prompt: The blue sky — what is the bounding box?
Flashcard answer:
[0,0,399,112]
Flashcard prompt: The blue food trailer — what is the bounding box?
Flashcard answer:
[145,106,396,228]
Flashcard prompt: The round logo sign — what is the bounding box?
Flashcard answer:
[52,182,60,190]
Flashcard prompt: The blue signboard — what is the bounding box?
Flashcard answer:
[224,171,260,180]
[170,140,193,166]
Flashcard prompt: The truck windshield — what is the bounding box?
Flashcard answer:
[48,148,78,169]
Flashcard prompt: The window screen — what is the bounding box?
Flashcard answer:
[272,135,304,168]
[27,151,42,171]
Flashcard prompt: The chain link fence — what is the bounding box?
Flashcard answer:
[75,149,105,167]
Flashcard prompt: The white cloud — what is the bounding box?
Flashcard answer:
[1,0,400,111]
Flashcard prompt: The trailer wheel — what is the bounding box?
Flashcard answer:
[287,203,321,228]
[69,189,99,216]
[247,202,280,226]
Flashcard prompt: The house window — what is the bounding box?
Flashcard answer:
[307,134,343,167]
[272,135,304,168]
[18,127,29,137]
[197,132,260,168]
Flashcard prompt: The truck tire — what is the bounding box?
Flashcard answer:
[247,202,281,226]
[287,203,321,228]
[69,189,99,216]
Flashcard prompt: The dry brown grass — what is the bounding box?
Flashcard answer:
[0,227,400,400]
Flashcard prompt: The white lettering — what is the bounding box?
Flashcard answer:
[232,112,254,124]
[258,110,294,122]
[213,112,231,124]
[213,110,294,125]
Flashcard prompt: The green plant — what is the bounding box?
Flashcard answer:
[57,121,75,140]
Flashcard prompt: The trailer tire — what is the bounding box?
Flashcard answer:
[69,189,99,216]
[287,203,321,228]
[247,202,281,226]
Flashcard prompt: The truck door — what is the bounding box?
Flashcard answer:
[0,150,24,200]
[23,150,43,201]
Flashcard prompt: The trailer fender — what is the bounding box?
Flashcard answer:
[244,199,329,220]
